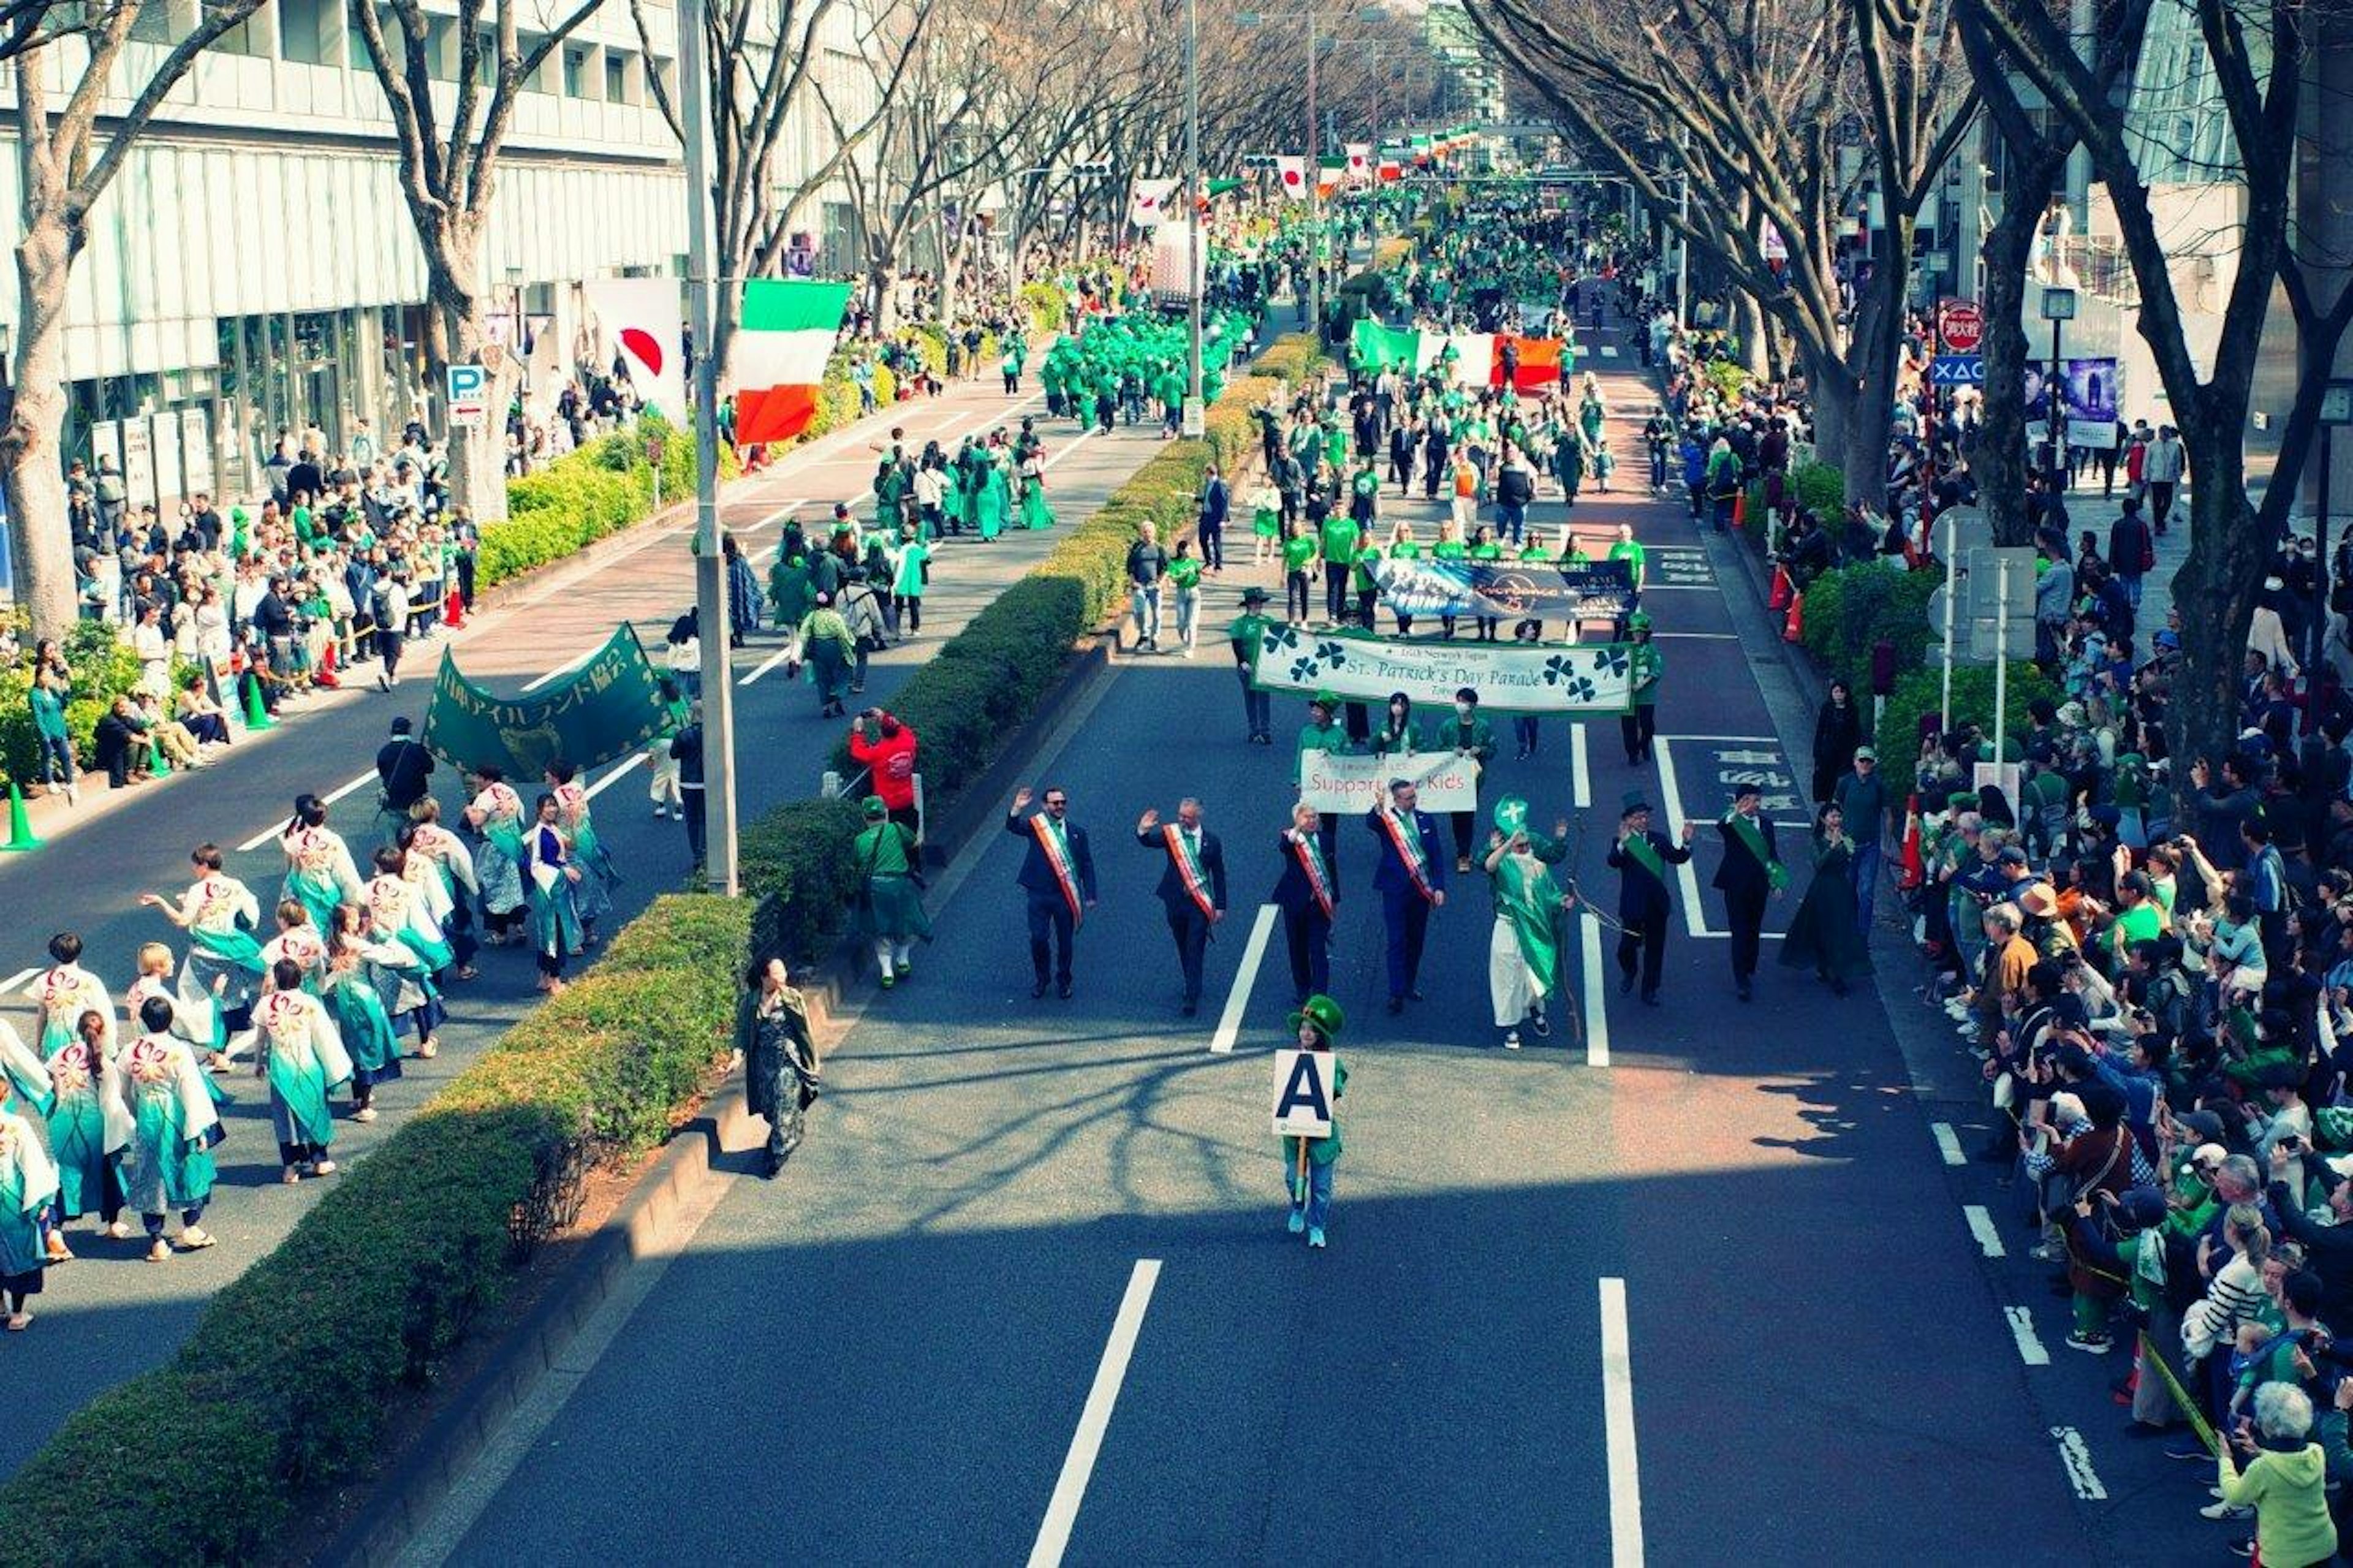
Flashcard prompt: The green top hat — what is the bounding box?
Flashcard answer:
[1627,612,1653,632]
[1286,993,1345,1045]
[1620,790,1652,818]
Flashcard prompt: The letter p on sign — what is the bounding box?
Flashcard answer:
[446,364,490,425]
[1271,1050,1334,1138]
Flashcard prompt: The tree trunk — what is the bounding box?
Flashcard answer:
[710,274,746,398]
[1808,349,1853,480]
[2,202,80,638]
[441,299,511,524]
[1975,158,2062,547]
[1839,240,1908,515]
[2169,461,2265,804]
[1733,289,1771,379]
[866,260,899,333]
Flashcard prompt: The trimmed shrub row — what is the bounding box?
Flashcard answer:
[0,616,155,792]
[0,893,754,1567]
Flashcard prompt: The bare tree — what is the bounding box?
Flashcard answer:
[1963,0,2353,773]
[632,0,930,387]
[349,0,604,521]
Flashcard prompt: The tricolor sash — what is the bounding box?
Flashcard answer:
[1621,831,1669,887]
[1726,812,1789,890]
[1290,831,1335,919]
[1378,809,1438,903]
[1029,814,1085,921]
[1163,825,1217,920]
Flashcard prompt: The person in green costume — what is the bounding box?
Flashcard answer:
[1019,448,1055,530]
[1482,797,1578,1050]
[852,795,930,986]
[768,543,813,632]
[118,994,222,1263]
[1621,612,1664,765]
[974,444,1011,540]
[1279,994,1347,1249]
[792,593,858,718]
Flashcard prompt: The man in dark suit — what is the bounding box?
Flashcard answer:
[1137,798,1228,1015]
[1713,780,1787,1001]
[1367,776,1448,1014]
[1604,792,1695,1006]
[1197,464,1229,572]
[1007,784,1098,998]
[1273,800,1337,1002]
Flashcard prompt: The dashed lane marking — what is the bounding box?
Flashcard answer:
[1931,1121,1966,1165]
[2006,1306,2052,1366]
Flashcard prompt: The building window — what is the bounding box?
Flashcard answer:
[605,49,627,103]
[281,0,328,62]
[563,45,586,97]
[129,0,172,44]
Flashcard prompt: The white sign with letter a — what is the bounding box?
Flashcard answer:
[1271,1049,1336,1139]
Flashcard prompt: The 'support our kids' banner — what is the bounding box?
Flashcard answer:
[1248,626,1637,716]
[1298,749,1481,815]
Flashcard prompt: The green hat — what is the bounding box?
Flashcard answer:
[861,794,887,819]
[1493,796,1528,835]
[1311,690,1339,711]
[1620,790,1652,818]
[1286,993,1346,1044]
[1627,612,1653,632]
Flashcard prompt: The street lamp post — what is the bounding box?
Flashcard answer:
[2040,286,2075,488]
[2308,378,2353,740]
[1239,9,1381,343]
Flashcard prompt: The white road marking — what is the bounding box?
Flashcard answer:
[1042,430,1097,471]
[1598,344,1620,358]
[738,645,798,686]
[1657,735,1778,744]
[2004,1306,2052,1366]
[1931,1121,1966,1166]
[1652,741,1708,939]
[1963,1205,2006,1258]
[2052,1426,2107,1499]
[1582,914,1610,1067]
[1210,904,1278,1055]
[235,768,375,852]
[583,753,647,801]
[1571,722,1591,809]
[1028,1259,1162,1568]
[0,967,40,1000]
[1599,1277,1645,1567]
[1650,632,1738,641]
[520,642,605,693]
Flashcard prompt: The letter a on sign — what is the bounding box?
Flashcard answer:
[1271,1049,1333,1138]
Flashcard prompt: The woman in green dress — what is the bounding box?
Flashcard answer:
[1018,449,1055,530]
[852,796,931,985]
[974,445,1012,540]
[1779,803,1874,995]
[768,545,813,632]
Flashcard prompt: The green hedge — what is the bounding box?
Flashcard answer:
[0,893,752,1566]
[1796,561,1938,696]
[486,417,726,590]
[1020,282,1067,335]
[0,617,150,791]
[742,795,865,964]
[1876,661,2059,768]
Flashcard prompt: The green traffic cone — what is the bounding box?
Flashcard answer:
[243,676,275,732]
[148,740,169,778]
[0,784,39,852]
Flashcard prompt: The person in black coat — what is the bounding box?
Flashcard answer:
[1137,798,1228,1015]
[1274,801,1338,1002]
[1008,784,1098,999]
[1604,792,1694,1006]
[1368,776,1449,1013]
[1711,781,1786,1001]
[1810,680,1863,804]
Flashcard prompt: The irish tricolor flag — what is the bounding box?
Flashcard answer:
[735,279,851,445]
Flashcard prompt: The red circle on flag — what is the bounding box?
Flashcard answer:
[620,327,665,376]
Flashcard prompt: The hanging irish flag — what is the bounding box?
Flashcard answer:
[734,278,852,445]
[1409,133,1432,164]
[1317,157,1346,197]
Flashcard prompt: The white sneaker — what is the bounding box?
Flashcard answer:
[1503,1031,1521,1050]
[2200,1501,2253,1522]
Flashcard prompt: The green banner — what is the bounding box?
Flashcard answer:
[422,624,667,779]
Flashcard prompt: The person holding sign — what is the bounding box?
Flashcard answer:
[1275,996,1347,1249]
[1483,798,1578,1049]
[1368,777,1449,1015]
[1274,801,1338,1003]
[1620,612,1662,765]
[1007,786,1098,1000]
[1137,800,1229,1017]
[1429,686,1498,872]
[1606,793,1694,1007]
[1297,693,1354,896]
[1713,781,1787,1002]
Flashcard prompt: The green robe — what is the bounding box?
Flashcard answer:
[1492,850,1567,1001]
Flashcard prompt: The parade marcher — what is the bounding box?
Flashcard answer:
[1430,686,1498,871]
[791,592,858,718]
[464,765,529,945]
[1605,793,1695,1007]
[1228,586,1276,744]
[1368,775,1449,1015]
[521,792,585,995]
[404,800,482,980]
[28,933,113,1057]
[365,847,452,1053]
[119,995,222,1263]
[735,956,819,1178]
[252,960,352,1184]
[1713,781,1787,1002]
[547,760,618,947]
[1137,798,1229,1016]
[372,714,435,848]
[0,1076,59,1330]
[1007,785,1098,999]
[1296,692,1352,895]
[138,844,263,1067]
[1483,797,1577,1050]
[1281,995,1346,1250]
[849,709,922,835]
[852,795,930,987]
[322,932,402,1122]
[1779,802,1873,996]
[1275,801,1337,1004]
[1620,612,1662,764]
[0,1013,130,1256]
[277,793,365,937]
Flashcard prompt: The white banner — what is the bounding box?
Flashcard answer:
[1275,156,1309,201]
[1128,176,1178,229]
[1299,749,1480,816]
[1249,627,1636,715]
[583,278,687,422]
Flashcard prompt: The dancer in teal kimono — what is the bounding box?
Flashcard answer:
[333,902,444,1064]
[405,803,483,980]
[253,966,354,1181]
[276,797,366,937]
[974,442,1010,540]
[119,996,222,1263]
[26,934,113,1056]
[0,1080,60,1329]
[464,769,529,945]
[324,938,402,1121]
[523,795,585,995]
[0,1014,129,1258]
[138,845,263,1064]
[259,902,332,993]
[365,851,452,1055]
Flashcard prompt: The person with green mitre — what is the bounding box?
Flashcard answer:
[1279,994,1347,1250]
[1482,797,1578,1050]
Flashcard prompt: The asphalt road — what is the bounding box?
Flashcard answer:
[0,366,1182,1479]
[433,325,2102,1566]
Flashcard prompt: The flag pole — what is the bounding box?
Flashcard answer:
[680,0,739,895]
[1183,0,1205,437]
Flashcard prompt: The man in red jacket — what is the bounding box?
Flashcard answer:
[849,710,920,835]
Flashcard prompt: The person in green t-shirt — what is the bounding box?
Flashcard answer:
[1319,511,1361,624]
[1229,586,1275,743]
[1167,539,1205,656]
[1281,521,1319,622]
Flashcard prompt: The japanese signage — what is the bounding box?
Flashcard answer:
[422,624,667,779]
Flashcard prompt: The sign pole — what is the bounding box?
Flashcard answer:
[1938,510,1958,733]
[1993,556,2011,760]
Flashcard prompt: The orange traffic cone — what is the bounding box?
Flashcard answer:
[1783,589,1805,643]
[1732,490,1748,528]
[1898,797,1925,890]
[1767,563,1793,612]
[445,588,464,628]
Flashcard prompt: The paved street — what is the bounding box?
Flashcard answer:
[427,327,2102,1565]
[0,369,1180,1479]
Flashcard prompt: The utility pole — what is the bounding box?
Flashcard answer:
[1306,5,1320,341]
[680,0,738,895]
[1184,0,1205,436]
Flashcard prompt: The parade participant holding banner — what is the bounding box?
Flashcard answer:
[1607,793,1695,1007]
[1274,801,1337,1003]
[1483,798,1578,1050]
[1368,776,1449,1015]
[1138,800,1228,1016]
[1007,786,1098,1000]
[1275,996,1347,1250]
[1714,781,1787,1002]
[1429,686,1497,871]
[1297,692,1354,896]
[1620,613,1663,764]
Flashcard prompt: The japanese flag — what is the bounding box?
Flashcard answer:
[1275,156,1308,200]
[1129,177,1178,229]
[1345,143,1371,184]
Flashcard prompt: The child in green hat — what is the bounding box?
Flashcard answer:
[1282,994,1347,1249]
